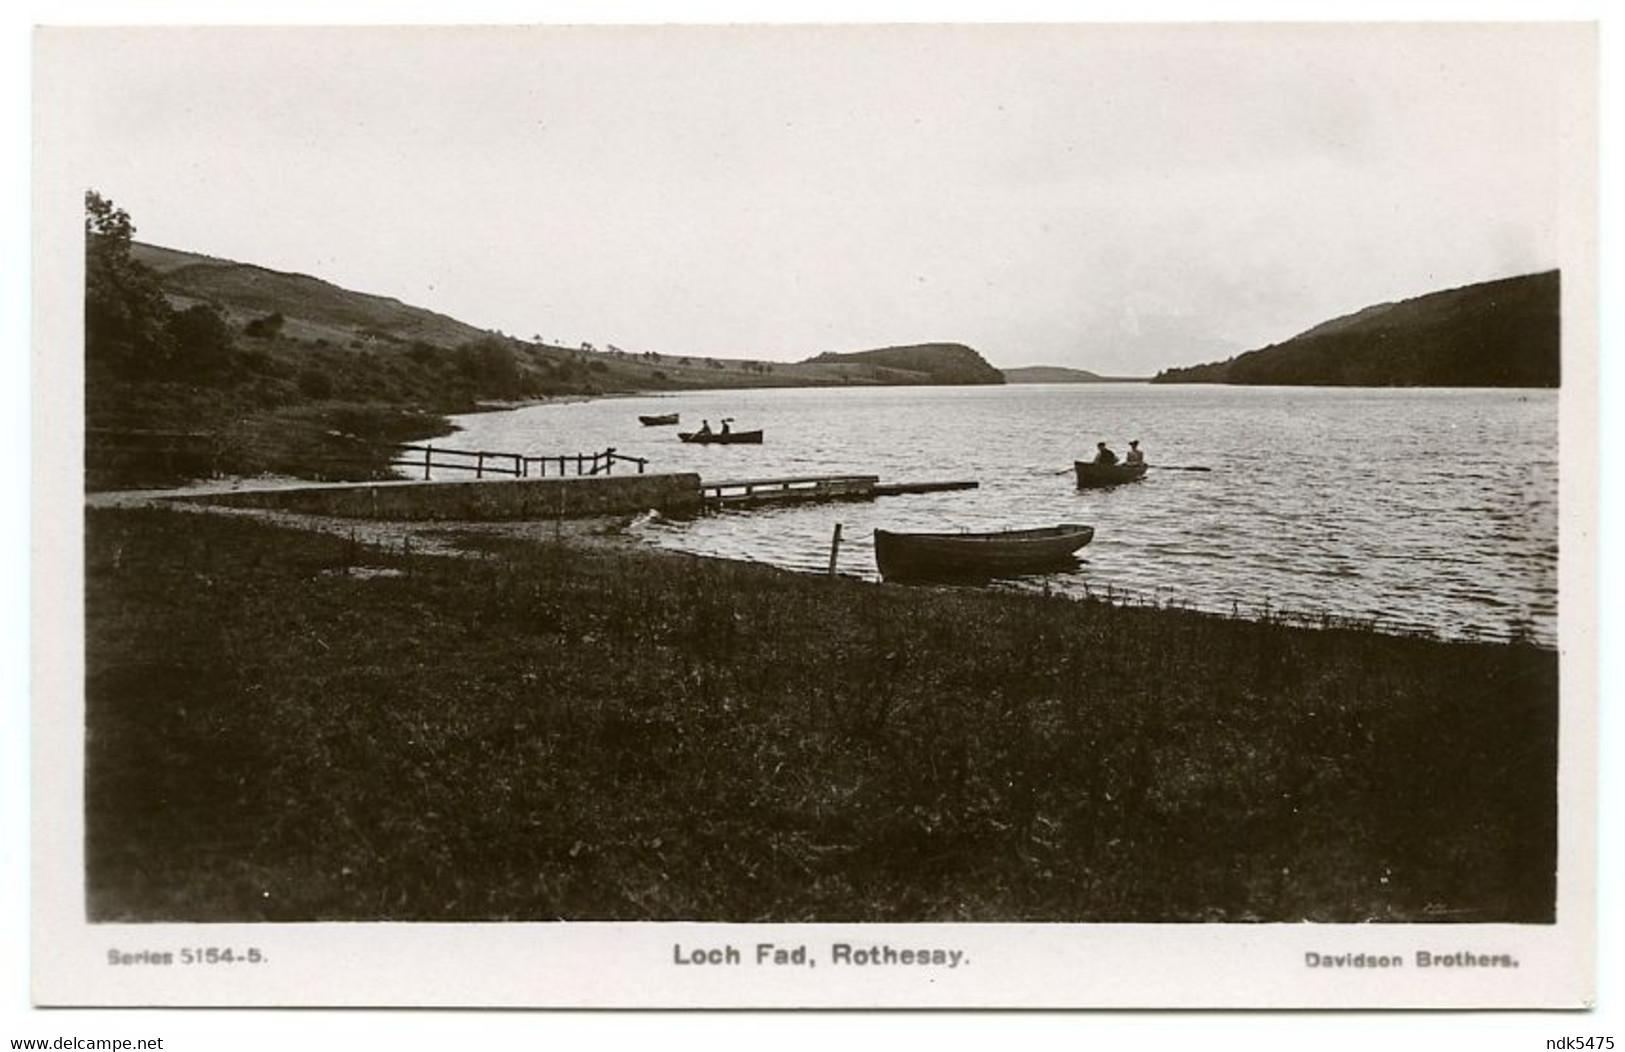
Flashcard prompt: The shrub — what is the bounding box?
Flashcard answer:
[243,311,286,339]
[167,303,237,378]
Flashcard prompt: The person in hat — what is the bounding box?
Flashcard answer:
[1125,439,1145,465]
[1092,441,1119,466]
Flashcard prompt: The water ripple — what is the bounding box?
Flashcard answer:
[448,385,1559,644]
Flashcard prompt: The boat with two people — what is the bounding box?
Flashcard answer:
[873,523,1095,583]
[679,419,763,444]
[1074,460,1148,488]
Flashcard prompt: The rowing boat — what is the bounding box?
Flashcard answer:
[873,524,1094,582]
[678,429,764,444]
[638,413,680,426]
[1074,460,1148,488]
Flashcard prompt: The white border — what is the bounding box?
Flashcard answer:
[15,2,1617,1044]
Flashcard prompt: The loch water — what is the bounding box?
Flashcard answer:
[445,384,1559,645]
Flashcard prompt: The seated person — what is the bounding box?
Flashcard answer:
[1093,441,1119,466]
[1125,440,1144,465]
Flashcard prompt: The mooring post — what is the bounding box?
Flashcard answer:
[827,522,843,576]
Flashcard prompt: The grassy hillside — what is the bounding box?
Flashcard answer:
[131,241,815,397]
[1152,271,1560,387]
[134,243,1004,394]
[133,243,491,349]
[90,234,1004,487]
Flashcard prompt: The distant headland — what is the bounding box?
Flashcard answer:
[1002,366,1147,384]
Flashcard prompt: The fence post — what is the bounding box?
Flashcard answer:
[476,452,485,479]
[605,447,616,475]
[827,523,843,576]
[423,445,432,481]
[513,454,522,478]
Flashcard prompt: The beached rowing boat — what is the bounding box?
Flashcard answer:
[638,413,680,426]
[873,524,1094,582]
[1074,460,1148,488]
[678,429,764,444]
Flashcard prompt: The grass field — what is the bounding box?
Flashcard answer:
[84,506,1558,923]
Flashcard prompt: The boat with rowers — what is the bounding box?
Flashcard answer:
[1074,460,1148,488]
[679,428,764,444]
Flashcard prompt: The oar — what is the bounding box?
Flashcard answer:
[1049,463,1211,475]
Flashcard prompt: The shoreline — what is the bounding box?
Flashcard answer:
[83,502,1558,923]
[86,476,1556,651]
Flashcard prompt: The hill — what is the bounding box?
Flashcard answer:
[133,243,492,349]
[1002,366,1146,384]
[131,243,1004,394]
[1151,271,1559,388]
[800,343,1005,385]
[89,212,1006,487]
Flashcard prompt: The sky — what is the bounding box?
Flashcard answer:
[38,22,1591,374]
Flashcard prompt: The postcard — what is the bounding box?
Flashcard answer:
[32,21,1598,1009]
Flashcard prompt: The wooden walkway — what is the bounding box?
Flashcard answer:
[702,475,879,506]
[387,449,977,511]
[700,475,978,508]
[873,480,979,497]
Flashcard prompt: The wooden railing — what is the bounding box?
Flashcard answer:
[395,444,649,481]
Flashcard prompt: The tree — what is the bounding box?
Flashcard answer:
[85,190,133,244]
[85,190,175,376]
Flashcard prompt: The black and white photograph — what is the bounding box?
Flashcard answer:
[23,8,1608,1027]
